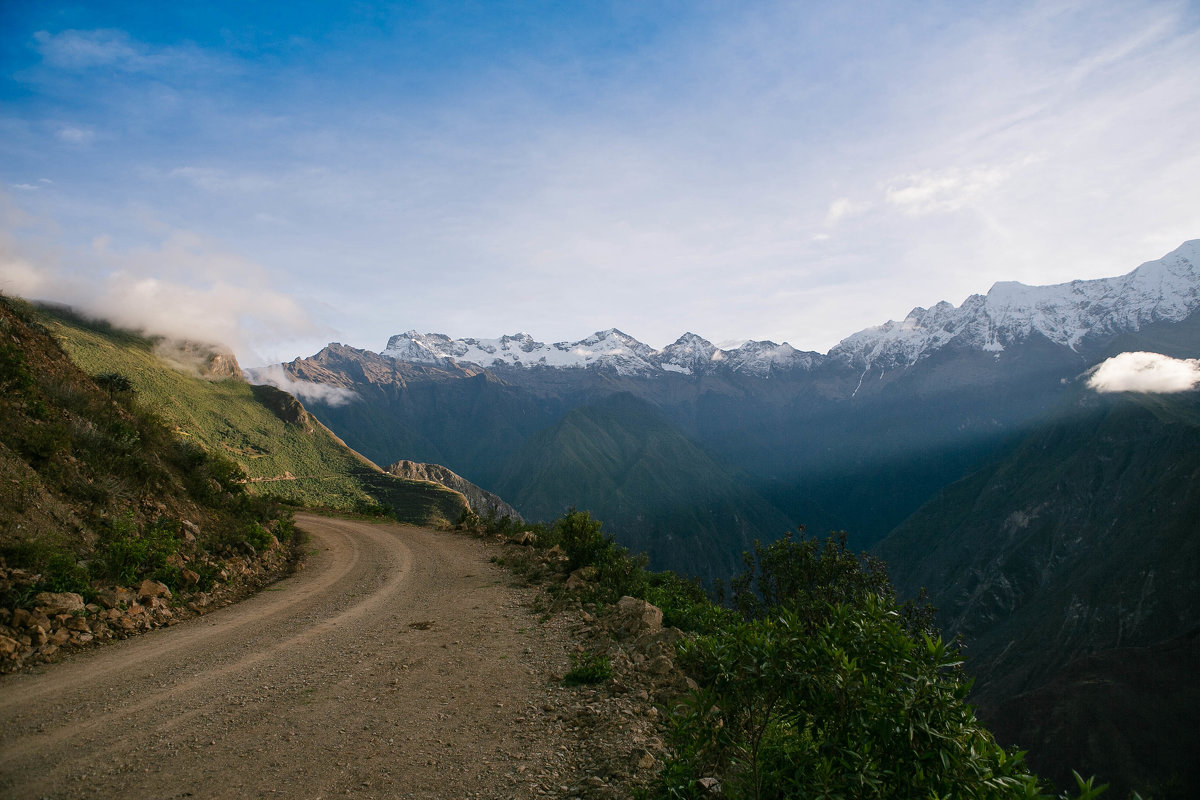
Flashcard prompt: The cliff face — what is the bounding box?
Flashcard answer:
[386,460,522,521]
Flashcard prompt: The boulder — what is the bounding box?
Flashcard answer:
[0,635,18,658]
[644,655,675,676]
[33,592,85,616]
[635,626,686,657]
[137,580,172,602]
[564,566,597,592]
[610,596,663,639]
[509,530,538,546]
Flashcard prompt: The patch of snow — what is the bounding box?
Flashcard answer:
[830,240,1200,370]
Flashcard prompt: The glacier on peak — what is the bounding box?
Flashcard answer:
[830,239,1200,370]
[380,240,1199,377]
[382,328,820,376]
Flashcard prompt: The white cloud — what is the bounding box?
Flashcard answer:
[33,29,141,70]
[244,364,358,407]
[824,197,870,227]
[169,167,275,194]
[0,209,329,365]
[32,29,219,76]
[885,165,1013,216]
[0,253,47,296]
[56,126,94,145]
[1087,351,1200,393]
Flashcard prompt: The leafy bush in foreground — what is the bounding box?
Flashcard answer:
[649,532,1122,800]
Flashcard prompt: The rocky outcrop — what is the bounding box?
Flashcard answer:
[387,460,522,521]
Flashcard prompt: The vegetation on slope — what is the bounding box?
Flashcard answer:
[38,305,467,526]
[477,509,1121,799]
[0,295,288,608]
[875,388,1200,798]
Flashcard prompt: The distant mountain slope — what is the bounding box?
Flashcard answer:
[39,307,467,527]
[386,460,521,521]
[832,239,1200,370]
[875,387,1200,796]
[493,393,794,580]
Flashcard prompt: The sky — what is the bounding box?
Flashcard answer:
[1,0,1199,367]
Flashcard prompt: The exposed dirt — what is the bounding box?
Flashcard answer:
[0,514,670,799]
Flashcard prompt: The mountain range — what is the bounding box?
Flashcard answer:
[256,240,1200,795]
[261,241,1200,575]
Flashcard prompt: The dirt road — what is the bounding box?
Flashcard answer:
[0,514,589,799]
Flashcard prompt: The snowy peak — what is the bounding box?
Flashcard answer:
[658,333,719,374]
[381,242,1200,377]
[383,328,660,375]
[382,329,822,376]
[831,240,1200,370]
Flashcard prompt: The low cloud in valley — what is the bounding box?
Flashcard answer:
[244,365,357,408]
[1087,351,1200,394]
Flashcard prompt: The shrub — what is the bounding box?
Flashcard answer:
[651,532,1105,800]
[563,650,613,686]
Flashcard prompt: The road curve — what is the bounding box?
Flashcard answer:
[0,514,576,799]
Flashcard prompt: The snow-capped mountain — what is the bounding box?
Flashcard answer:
[382,328,821,377]
[831,239,1200,370]
[380,240,1200,378]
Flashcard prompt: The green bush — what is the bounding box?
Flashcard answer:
[42,551,91,595]
[651,532,1108,800]
[645,571,736,635]
[563,650,614,686]
[92,515,182,587]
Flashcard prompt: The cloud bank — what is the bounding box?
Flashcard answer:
[0,205,330,366]
[1087,351,1200,393]
[244,365,357,408]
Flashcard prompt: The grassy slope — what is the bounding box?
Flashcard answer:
[40,308,467,527]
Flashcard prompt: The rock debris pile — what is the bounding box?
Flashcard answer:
[0,520,295,673]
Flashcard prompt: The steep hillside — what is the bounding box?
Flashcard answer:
[387,460,522,521]
[876,388,1200,796]
[0,294,298,669]
[38,306,467,527]
[493,393,794,580]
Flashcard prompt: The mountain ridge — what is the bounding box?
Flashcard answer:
[370,240,1198,379]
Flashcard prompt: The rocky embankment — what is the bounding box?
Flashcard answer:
[0,520,295,673]
[485,538,706,798]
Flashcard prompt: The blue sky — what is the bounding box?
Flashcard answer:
[2,1,1199,365]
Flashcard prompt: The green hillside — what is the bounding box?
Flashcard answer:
[38,306,467,527]
[494,392,794,581]
[876,388,1200,797]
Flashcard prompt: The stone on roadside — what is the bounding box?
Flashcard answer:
[138,579,172,602]
[33,591,85,615]
[509,530,538,546]
[610,596,663,639]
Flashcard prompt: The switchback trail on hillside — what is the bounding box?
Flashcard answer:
[0,514,610,799]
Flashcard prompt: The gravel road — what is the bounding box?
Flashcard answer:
[0,514,590,799]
